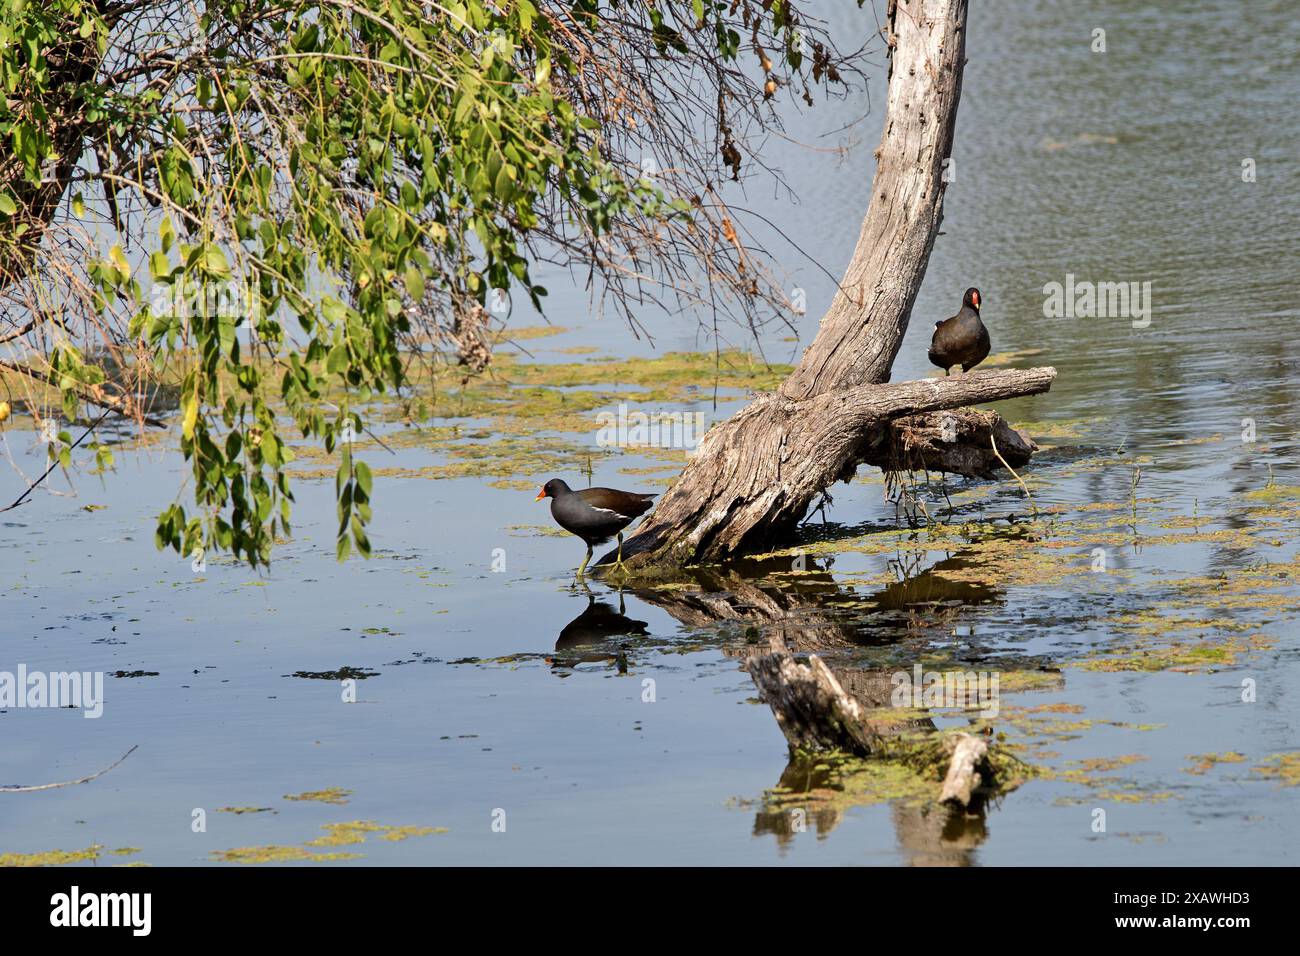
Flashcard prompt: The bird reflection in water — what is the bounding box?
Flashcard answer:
[547,587,649,674]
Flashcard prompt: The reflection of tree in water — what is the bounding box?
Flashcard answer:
[748,755,991,866]
[630,551,1004,654]
[860,550,1003,644]
[889,802,989,867]
[633,550,1031,864]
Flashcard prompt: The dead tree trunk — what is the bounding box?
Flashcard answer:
[609,0,1056,569]
[746,647,885,755]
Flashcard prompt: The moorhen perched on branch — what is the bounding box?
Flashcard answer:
[929,287,990,375]
[535,478,656,577]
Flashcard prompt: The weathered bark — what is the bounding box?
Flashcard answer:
[745,644,885,755]
[864,407,1041,480]
[608,0,1055,570]
[780,0,969,398]
[614,365,1054,565]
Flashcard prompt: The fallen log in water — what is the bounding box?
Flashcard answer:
[746,642,1013,808]
[745,645,884,755]
[939,732,990,808]
[610,366,1056,569]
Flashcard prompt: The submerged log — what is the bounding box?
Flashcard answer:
[939,732,989,807]
[607,0,1055,570]
[747,645,1005,808]
[745,645,884,755]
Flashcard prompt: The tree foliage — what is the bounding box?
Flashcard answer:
[0,0,871,566]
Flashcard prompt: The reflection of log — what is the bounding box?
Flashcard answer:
[632,550,1008,656]
[632,552,1020,839]
[751,757,847,844]
[892,802,987,867]
[633,560,860,654]
[750,648,1001,811]
[745,646,883,755]
[939,732,988,808]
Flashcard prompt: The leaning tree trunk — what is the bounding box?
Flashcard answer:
[609,0,1055,570]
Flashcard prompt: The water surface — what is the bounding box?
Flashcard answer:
[3,0,1299,865]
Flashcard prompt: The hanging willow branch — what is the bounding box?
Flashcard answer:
[1,0,879,567]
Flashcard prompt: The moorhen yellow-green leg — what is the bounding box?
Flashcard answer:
[612,532,629,576]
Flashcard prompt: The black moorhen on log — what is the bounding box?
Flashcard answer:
[928,287,990,375]
[535,478,656,577]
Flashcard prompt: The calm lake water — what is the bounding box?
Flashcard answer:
[3,0,1298,865]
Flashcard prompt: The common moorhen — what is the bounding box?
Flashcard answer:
[535,478,656,576]
[928,287,990,375]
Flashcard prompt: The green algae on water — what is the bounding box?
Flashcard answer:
[284,787,352,805]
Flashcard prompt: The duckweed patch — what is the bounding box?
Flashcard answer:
[1073,634,1272,673]
[506,524,570,538]
[759,752,937,811]
[1057,788,1176,805]
[758,729,1036,817]
[1243,484,1300,503]
[210,844,363,864]
[1252,752,1300,786]
[306,821,448,847]
[280,347,784,489]
[284,787,352,806]
[492,325,567,343]
[1184,752,1248,775]
[0,845,106,867]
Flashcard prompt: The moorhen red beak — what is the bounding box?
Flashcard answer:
[928,287,991,376]
[536,478,656,577]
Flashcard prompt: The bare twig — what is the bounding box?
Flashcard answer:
[991,432,1039,518]
[1,745,139,793]
[0,406,113,513]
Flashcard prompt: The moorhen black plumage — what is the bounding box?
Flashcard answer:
[535,478,656,576]
[928,287,990,375]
